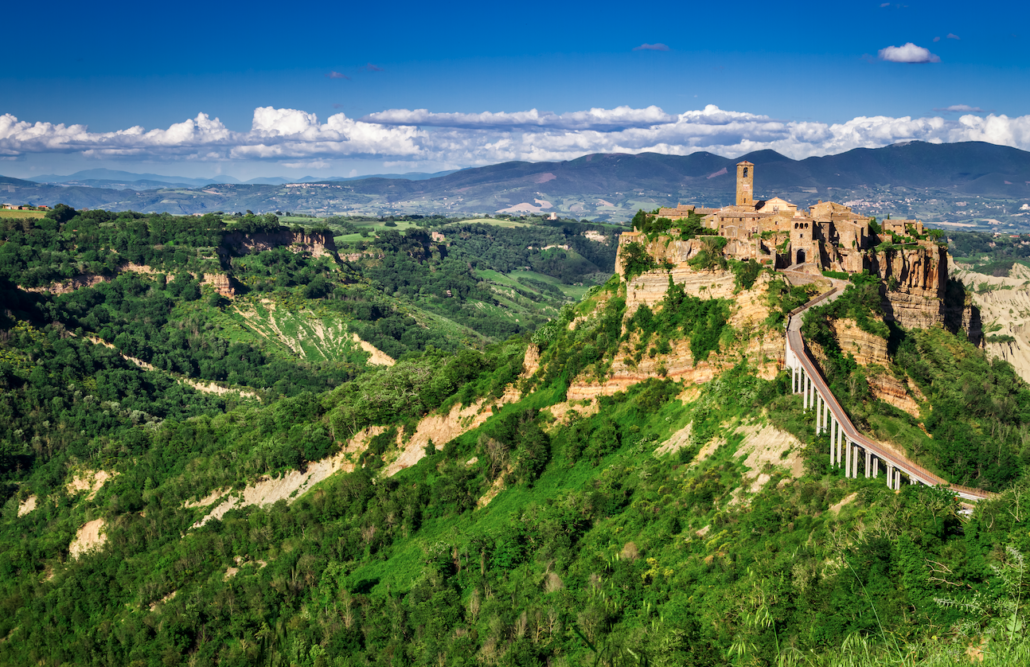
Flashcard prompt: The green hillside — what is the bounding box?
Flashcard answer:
[3,208,1030,665]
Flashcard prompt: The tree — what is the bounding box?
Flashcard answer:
[45,204,77,224]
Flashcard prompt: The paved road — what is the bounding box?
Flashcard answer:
[786,278,992,501]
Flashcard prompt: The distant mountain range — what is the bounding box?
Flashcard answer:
[4,142,1029,228]
[26,168,462,190]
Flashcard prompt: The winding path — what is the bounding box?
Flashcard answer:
[784,279,992,502]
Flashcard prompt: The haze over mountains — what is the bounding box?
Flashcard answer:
[26,168,462,190]
[5,141,1030,228]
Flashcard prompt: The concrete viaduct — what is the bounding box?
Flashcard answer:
[783,283,992,503]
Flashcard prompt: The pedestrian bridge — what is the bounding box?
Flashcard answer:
[784,283,992,502]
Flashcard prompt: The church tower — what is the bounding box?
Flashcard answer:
[736,161,754,208]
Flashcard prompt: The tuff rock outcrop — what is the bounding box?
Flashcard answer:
[871,244,948,329]
[222,230,337,259]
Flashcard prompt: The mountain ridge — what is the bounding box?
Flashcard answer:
[3,141,1029,224]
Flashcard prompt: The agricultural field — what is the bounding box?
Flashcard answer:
[0,209,46,219]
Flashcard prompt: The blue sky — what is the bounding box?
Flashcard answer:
[1,0,1027,179]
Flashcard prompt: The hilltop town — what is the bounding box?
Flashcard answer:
[617,161,953,330]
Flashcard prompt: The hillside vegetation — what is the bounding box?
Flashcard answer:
[2,210,1030,665]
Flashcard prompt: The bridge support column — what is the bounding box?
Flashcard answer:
[816,395,823,434]
[845,439,852,478]
[803,374,809,410]
[831,420,838,467]
[873,457,879,478]
[829,420,835,467]
[832,424,840,467]
[865,450,871,479]
[852,445,859,479]
[885,463,893,488]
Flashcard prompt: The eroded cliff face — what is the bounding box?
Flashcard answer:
[870,244,947,329]
[614,231,706,278]
[567,268,783,400]
[830,318,890,367]
[222,230,337,259]
[953,262,1030,384]
[202,273,235,298]
[807,316,927,419]
[624,262,741,316]
[21,263,235,297]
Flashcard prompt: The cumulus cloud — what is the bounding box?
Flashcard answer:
[947,33,960,40]
[936,105,986,113]
[3,104,1030,167]
[633,43,669,51]
[326,71,349,79]
[878,43,940,63]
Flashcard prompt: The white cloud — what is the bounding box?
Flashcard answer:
[878,43,940,63]
[633,43,669,51]
[362,106,676,130]
[281,160,331,169]
[3,104,1030,168]
[936,105,986,113]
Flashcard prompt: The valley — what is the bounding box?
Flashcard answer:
[2,200,1030,665]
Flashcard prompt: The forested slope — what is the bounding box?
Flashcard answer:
[2,210,1030,666]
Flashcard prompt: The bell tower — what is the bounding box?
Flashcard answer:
[736,161,754,208]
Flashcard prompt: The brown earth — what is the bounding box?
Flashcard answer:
[17,495,36,517]
[69,519,107,559]
[66,470,116,501]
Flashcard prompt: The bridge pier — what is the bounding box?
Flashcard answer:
[832,424,840,467]
[831,419,838,467]
[844,437,851,478]
[865,450,871,479]
[829,419,835,467]
[873,457,879,478]
[852,445,859,478]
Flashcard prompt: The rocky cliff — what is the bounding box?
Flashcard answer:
[869,244,947,329]
[221,230,337,259]
[614,231,706,278]
[20,263,235,297]
[953,262,1030,384]
[568,268,783,400]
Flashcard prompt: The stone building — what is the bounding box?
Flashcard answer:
[685,161,928,275]
[616,161,950,329]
